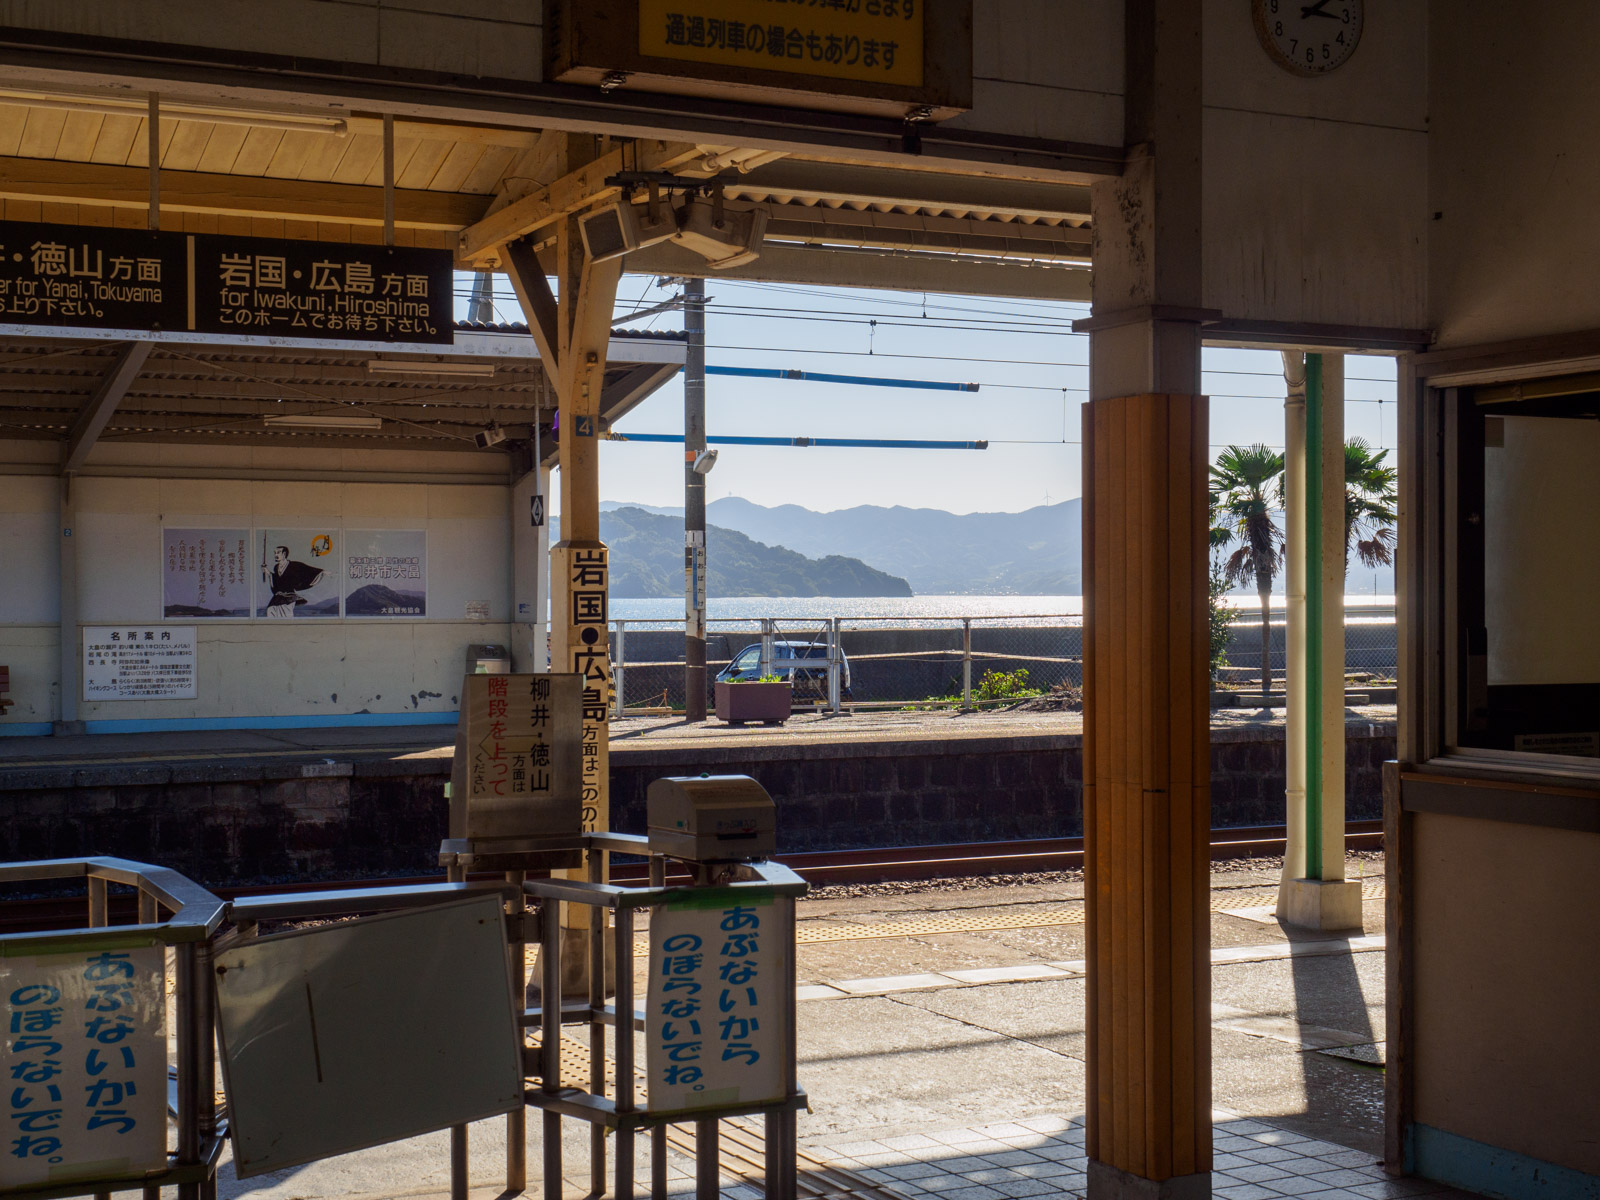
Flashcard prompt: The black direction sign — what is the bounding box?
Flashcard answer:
[0,220,454,345]
[0,221,187,332]
[191,235,453,344]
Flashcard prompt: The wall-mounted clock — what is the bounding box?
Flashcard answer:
[1252,0,1364,76]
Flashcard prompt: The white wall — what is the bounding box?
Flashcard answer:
[1484,416,1600,687]
[1429,6,1600,348]
[1201,0,1430,330]
[0,440,517,728]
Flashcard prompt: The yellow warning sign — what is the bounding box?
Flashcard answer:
[638,0,925,88]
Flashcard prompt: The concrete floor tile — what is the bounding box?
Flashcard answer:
[986,1150,1047,1167]
[829,1141,891,1159]
[1013,1160,1081,1179]
[1217,1135,1263,1153]
[1309,1169,1384,1188]
[1215,1185,1285,1200]
[1268,1177,1347,1196]
[941,965,1070,985]
[797,984,849,1001]
[833,973,961,994]
[962,1168,1022,1184]
[882,1134,948,1152]
[1241,1145,1307,1164]
[978,1123,1036,1139]
[1251,1129,1317,1146]
[1347,1183,1450,1199]
[887,1162,953,1180]
[941,1186,1005,1200]
[1316,1151,1382,1169]
[1215,1151,1257,1169]
[1015,1116,1077,1135]
[1035,1142,1085,1161]
[993,1180,1059,1197]
[1231,1163,1295,1184]
[919,1175,980,1192]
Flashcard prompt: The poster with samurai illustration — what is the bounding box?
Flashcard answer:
[254,529,341,618]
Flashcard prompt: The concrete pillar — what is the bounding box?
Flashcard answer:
[55,475,83,735]
[1278,354,1361,929]
[1078,1,1212,1194]
[1282,355,1309,882]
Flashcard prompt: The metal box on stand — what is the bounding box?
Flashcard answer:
[646,774,777,863]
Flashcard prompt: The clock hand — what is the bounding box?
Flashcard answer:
[1300,0,1337,16]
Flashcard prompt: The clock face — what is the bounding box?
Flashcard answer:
[1252,0,1363,76]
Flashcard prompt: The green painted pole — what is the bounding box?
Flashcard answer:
[1304,353,1324,879]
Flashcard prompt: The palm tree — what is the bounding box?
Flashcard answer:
[1343,437,1398,578]
[1210,444,1286,702]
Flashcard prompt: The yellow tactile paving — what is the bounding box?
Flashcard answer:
[627,880,1386,954]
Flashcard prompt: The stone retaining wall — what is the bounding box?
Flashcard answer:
[0,720,1394,887]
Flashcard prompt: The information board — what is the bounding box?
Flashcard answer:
[646,891,786,1115]
[449,673,583,842]
[83,626,197,701]
[0,943,168,1189]
[0,220,453,344]
[639,0,925,87]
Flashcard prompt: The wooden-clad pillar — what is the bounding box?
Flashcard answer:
[1083,391,1212,1198]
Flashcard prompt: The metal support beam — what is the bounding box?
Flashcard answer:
[684,278,708,723]
[61,341,152,472]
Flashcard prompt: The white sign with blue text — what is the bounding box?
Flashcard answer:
[646,891,785,1115]
[0,943,167,1188]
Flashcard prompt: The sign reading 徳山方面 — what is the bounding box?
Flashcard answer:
[0,220,453,344]
[646,890,786,1114]
[0,944,168,1189]
[638,0,925,87]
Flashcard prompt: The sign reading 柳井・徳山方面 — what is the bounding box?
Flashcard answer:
[0,221,186,332]
[0,220,453,344]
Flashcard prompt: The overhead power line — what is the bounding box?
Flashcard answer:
[609,432,988,450]
[708,364,979,392]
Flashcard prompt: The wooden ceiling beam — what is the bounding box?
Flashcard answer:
[0,156,490,230]
[457,139,701,267]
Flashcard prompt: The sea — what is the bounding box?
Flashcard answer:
[608,594,1396,629]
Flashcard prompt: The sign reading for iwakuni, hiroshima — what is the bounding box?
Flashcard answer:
[83,626,197,701]
[451,673,583,843]
[0,943,168,1189]
[639,0,925,86]
[0,220,452,344]
[647,891,785,1114]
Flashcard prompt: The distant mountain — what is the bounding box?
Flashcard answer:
[561,507,912,598]
[605,498,1084,595]
[346,584,427,616]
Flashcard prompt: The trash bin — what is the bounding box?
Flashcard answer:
[465,643,511,674]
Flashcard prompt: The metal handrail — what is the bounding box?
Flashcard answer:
[0,858,226,1200]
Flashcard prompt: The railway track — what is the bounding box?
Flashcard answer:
[0,821,1382,934]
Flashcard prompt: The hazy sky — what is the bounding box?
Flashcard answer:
[472,274,1399,517]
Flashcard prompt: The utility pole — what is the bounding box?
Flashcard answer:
[684,278,708,721]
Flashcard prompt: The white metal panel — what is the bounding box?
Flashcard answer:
[215,894,523,1179]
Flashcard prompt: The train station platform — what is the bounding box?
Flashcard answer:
[209,853,1472,1200]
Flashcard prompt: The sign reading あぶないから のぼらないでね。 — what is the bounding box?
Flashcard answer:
[0,221,452,343]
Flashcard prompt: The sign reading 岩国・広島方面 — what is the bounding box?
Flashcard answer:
[0,220,453,344]
[638,0,925,88]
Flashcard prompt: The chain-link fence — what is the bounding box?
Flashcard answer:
[608,607,1398,716]
[1213,604,1398,700]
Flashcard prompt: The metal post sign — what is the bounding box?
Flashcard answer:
[0,220,453,343]
[646,891,785,1114]
[0,943,168,1189]
[449,672,583,842]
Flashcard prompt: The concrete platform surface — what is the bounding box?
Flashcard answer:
[185,854,1477,1200]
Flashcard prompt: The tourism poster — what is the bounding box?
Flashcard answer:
[254,529,341,618]
[162,528,252,618]
[343,530,427,617]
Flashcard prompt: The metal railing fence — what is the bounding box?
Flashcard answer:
[607,607,1398,715]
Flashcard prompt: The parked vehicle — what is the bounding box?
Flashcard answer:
[715,640,852,699]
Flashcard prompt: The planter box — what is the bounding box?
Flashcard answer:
[715,680,791,725]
